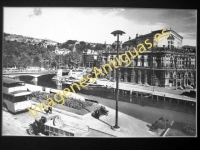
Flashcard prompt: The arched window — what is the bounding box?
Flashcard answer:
[170,57,173,68]
[135,57,138,67]
[188,72,191,78]
[170,72,173,78]
[191,57,195,68]
[188,57,191,68]
[141,56,144,67]
[145,56,149,67]
[177,72,180,79]
[153,57,157,67]
[177,57,180,68]
[157,56,161,67]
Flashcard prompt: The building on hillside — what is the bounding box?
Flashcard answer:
[82,49,101,68]
[99,29,196,88]
[54,47,70,55]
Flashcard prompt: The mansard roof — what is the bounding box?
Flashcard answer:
[123,29,183,45]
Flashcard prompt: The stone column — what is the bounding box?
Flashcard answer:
[118,69,121,82]
[130,58,134,67]
[130,90,132,102]
[124,69,128,82]
[113,67,116,80]
[144,70,147,84]
[160,71,166,87]
[163,56,166,67]
[108,68,111,79]
[138,70,141,84]
[184,73,187,87]
[172,58,175,68]
[130,69,135,83]
[151,72,156,86]
[136,92,138,98]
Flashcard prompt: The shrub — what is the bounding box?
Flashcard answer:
[157,121,166,129]
[31,91,95,110]
[182,125,196,136]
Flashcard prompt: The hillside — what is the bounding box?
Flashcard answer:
[4,33,59,48]
[3,32,116,69]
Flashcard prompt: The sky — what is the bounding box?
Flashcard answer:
[4,7,197,46]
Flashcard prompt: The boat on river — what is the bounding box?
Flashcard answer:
[52,69,88,85]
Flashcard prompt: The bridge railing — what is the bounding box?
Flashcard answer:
[3,69,52,74]
[3,70,41,73]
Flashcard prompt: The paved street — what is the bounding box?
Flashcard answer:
[2,104,159,137]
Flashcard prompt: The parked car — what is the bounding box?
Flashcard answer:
[185,85,193,89]
[177,86,184,90]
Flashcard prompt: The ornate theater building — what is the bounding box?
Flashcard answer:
[99,29,196,88]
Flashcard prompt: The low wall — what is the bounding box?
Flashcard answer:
[25,83,86,101]
[31,101,92,120]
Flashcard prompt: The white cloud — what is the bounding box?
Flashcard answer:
[3,7,196,46]
[182,39,196,46]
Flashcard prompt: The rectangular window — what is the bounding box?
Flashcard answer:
[45,125,49,131]
[3,83,9,87]
[55,128,58,134]
[59,130,64,135]
[69,133,74,136]
[50,127,53,132]
[65,132,69,136]
[5,95,13,102]
[13,96,27,103]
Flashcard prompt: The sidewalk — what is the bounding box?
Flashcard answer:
[25,83,195,136]
[99,81,196,102]
[37,105,159,137]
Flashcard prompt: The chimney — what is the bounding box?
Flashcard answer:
[136,33,138,38]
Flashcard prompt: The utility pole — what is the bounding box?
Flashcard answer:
[111,30,125,131]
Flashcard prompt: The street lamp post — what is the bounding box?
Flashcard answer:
[111,30,125,131]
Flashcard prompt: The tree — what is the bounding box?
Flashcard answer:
[111,43,116,49]
[7,55,19,68]
[68,51,82,68]
[33,55,42,67]
[86,43,91,49]
[60,42,69,49]
[95,44,103,51]
[62,54,70,67]
[19,53,32,68]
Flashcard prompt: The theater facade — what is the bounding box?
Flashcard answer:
[99,29,196,88]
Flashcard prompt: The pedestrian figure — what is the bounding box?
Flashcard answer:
[165,119,170,128]
[42,86,45,91]
[159,116,165,122]
[150,121,159,131]
[44,101,53,114]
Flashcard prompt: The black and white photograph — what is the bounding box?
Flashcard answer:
[2,7,197,137]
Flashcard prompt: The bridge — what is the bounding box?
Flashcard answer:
[3,71,55,77]
[3,71,59,84]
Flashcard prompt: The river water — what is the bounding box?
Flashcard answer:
[19,74,196,115]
